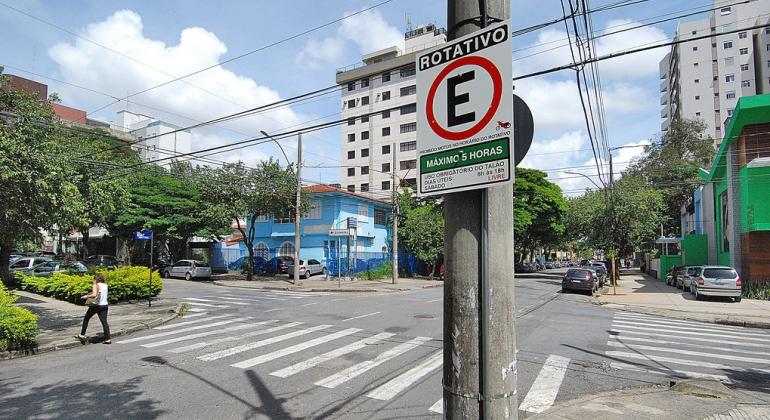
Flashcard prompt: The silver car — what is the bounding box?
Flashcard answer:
[23,260,88,277]
[288,259,327,279]
[678,266,702,292]
[9,257,51,272]
[163,260,212,280]
[691,265,741,302]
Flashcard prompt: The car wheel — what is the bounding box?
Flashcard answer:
[164,270,171,279]
[185,272,192,281]
[322,267,327,276]
[734,296,742,303]
[694,289,702,301]
[303,271,310,279]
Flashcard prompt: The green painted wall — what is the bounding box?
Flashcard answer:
[659,255,682,281]
[681,234,708,265]
[714,180,730,266]
[740,165,770,232]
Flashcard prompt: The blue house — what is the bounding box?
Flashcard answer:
[213,185,393,275]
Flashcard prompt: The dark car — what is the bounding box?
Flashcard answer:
[515,263,532,273]
[86,255,119,270]
[268,256,294,274]
[589,263,607,286]
[666,265,685,287]
[562,268,598,295]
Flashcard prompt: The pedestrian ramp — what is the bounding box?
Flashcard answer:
[605,311,770,384]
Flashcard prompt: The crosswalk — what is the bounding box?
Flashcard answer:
[179,290,331,311]
[118,311,576,416]
[606,312,770,383]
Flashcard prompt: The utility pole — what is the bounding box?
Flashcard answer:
[444,1,516,419]
[391,142,398,284]
[294,132,303,286]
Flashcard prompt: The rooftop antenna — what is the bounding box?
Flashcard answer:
[405,12,412,32]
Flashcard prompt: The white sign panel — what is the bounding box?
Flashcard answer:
[416,20,513,196]
[329,228,353,237]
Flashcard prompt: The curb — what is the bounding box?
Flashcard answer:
[1,303,182,361]
[213,280,439,293]
[599,302,770,329]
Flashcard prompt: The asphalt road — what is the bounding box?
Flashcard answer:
[1,269,768,419]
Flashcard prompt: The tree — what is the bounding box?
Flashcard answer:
[0,81,81,285]
[513,168,567,261]
[200,160,300,281]
[625,118,714,235]
[397,189,444,278]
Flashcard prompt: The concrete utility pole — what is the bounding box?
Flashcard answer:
[444,1,516,419]
[392,142,398,284]
[294,132,303,286]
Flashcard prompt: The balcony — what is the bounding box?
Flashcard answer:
[661,118,671,132]
[661,95,668,106]
[660,80,668,92]
[661,107,669,118]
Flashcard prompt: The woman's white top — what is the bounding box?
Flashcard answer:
[96,283,108,306]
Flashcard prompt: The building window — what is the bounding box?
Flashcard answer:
[767,44,770,52]
[348,133,355,142]
[374,208,387,225]
[381,181,391,191]
[358,205,369,222]
[400,122,417,133]
[740,64,749,71]
[738,31,747,39]
[347,168,355,176]
[691,30,697,35]
[382,91,391,101]
[382,162,391,172]
[712,42,717,48]
[361,96,369,105]
[361,115,369,123]
[400,159,417,170]
[361,166,369,175]
[695,95,700,100]
[694,79,699,84]
[726,90,736,99]
[725,56,734,66]
[360,78,369,88]
[767,60,770,68]
[720,7,731,15]
[400,85,416,96]
[400,141,417,152]
[695,112,701,116]
[727,108,734,116]
[347,150,355,159]
[723,41,732,49]
[347,184,355,192]
[278,241,295,257]
[361,148,369,157]
[360,183,369,192]
[382,110,390,118]
[400,178,416,188]
[347,82,355,91]
[361,131,370,140]
[347,117,355,126]
[347,99,356,108]
[274,213,295,224]
[766,27,770,34]
[306,201,322,220]
[400,65,416,77]
[382,145,391,154]
[400,104,416,115]
[726,74,735,82]
[693,62,699,67]
[382,127,390,136]
[740,48,748,55]
[382,72,391,82]
[692,46,698,51]
[741,80,751,87]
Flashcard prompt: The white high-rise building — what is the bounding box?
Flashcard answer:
[336,24,446,197]
[660,0,770,144]
[117,110,192,165]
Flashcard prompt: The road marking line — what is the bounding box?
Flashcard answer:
[315,337,432,389]
[182,302,230,308]
[214,296,286,302]
[198,325,330,361]
[609,328,769,348]
[154,315,231,330]
[264,309,281,313]
[187,308,207,312]
[232,328,361,369]
[270,332,395,378]
[609,323,770,343]
[612,319,770,339]
[610,362,732,383]
[614,313,767,333]
[366,350,443,401]
[185,297,248,305]
[329,298,345,302]
[179,312,208,318]
[426,298,442,303]
[604,351,770,373]
[117,318,250,344]
[606,340,770,364]
[301,302,319,307]
[181,297,216,302]
[518,355,571,413]
[142,323,263,348]
[609,335,770,357]
[429,399,443,414]
[342,312,380,322]
[167,321,297,353]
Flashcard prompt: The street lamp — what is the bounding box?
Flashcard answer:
[564,171,603,190]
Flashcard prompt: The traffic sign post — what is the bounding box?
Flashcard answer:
[416,20,513,196]
[135,230,154,307]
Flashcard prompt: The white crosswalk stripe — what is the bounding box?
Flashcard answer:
[167,322,301,353]
[609,362,732,383]
[141,321,274,348]
[518,355,571,413]
[429,399,443,414]
[179,312,208,318]
[614,313,769,333]
[198,324,331,361]
[231,328,362,369]
[182,302,230,308]
[184,297,248,306]
[117,318,251,344]
[154,314,231,330]
[612,319,770,340]
[187,307,207,312]
[366,350,443,401]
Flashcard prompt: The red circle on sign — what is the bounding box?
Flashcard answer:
[426,55,503,141]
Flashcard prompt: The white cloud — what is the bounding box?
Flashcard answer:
[48,10,308,166]
[296,9,403,68]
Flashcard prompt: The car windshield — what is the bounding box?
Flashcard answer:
[702,268,738,279]
[196,262,209,267]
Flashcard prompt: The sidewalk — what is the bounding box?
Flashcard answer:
[528,379,770,419]
[212,275,444,293]
[3,291,180,360]
[598,270,770,329]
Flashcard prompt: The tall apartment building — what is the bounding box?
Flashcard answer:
[336,24,446,197]
[660,0,770,144]
[117,110,191,165]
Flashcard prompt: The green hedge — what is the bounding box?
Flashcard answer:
[17,266,163,304]
[0,284,38,350]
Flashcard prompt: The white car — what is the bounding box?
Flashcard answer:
[691,265,741,302]
[163,260,212,280]
[288,259,327,279]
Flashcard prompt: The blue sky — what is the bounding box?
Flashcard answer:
[0,0,701,193]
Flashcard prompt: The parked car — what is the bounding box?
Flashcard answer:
[85,255,120,270]
[666,265,685,286]
[589,262,607,286]
[163,260,212,280]
[544,261,555,269]
[691,266,742,302]
[287,259,326,279]
[23,260,88,277]
[9,256,52,272]
[267,256,295,274]
[677,266,702,292]
[562,268,599,295]
[514,262,531,273]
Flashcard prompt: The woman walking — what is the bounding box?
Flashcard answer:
[76,273,111,344]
